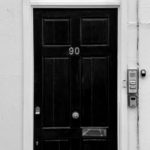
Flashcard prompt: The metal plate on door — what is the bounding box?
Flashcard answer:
[82,127,107,137]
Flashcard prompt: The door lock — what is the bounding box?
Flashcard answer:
[35,106,40,115]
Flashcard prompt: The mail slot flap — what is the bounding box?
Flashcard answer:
[82,127,107,137]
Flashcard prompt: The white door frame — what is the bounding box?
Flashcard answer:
[23,1,128,150]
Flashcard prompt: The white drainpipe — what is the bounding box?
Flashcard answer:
[136,0,140,149]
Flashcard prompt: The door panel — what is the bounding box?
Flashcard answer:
[81,18,109,46]
[81,57,109,126]
[41,139,109,150]
[41,128,81,140]
[34,9,117,150]
[82,140,109,150]
[42,19,71,46]
[42,58,70,127]
[41,140,70,150]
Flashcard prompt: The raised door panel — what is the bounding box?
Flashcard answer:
[82,140,109,150]
[41,140,70,150]
[42,58,71,127]
[81,18,109,46]
[40,139,80,150]
[42,19,71,46]
[81,57,110,127]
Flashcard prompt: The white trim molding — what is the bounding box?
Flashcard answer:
[23,1,34,150]
[23,1,129,150]
[30,0,120,7]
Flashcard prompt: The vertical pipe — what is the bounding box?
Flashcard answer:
[137,0,139,65]
[136,0,140,149]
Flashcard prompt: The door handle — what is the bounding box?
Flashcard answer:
[72,111,79,119]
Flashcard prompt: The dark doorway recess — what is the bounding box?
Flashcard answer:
[34,8,117,150]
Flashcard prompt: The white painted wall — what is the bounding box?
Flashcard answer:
[0,0,23,150]
[139,0,150,150]
[126,1,139,150]
[0,0,150,150]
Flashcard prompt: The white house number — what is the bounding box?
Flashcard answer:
[69,47,80,55]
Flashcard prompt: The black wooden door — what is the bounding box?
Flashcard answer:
[34,9,117,150]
